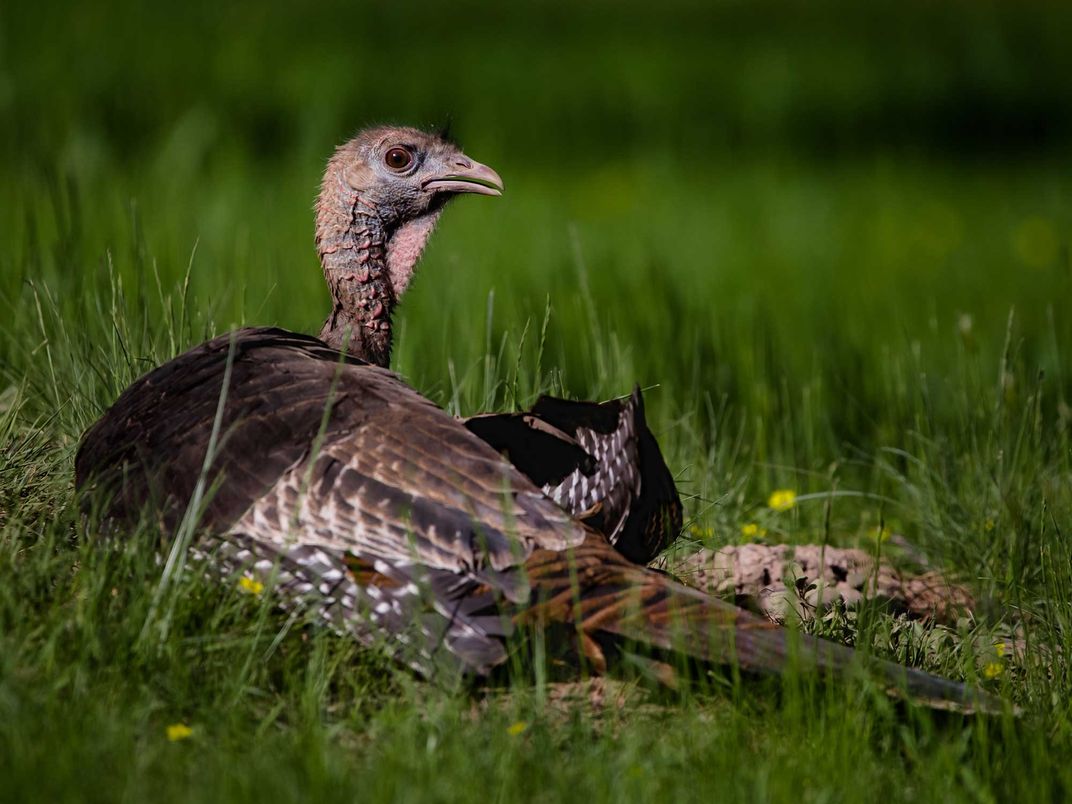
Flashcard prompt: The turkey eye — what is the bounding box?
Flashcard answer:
[384,147,413,170]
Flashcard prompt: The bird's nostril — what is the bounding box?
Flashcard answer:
[454,158,472,169]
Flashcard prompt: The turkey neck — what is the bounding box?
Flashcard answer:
[315,172,444,366]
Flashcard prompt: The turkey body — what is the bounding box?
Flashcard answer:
[73,327,737,678]
[77,327,586,675]
[75,328,1001,711]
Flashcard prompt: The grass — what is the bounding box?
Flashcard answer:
[2,0,1072,800]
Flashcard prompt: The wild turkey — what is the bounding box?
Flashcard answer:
[75,126,998,710]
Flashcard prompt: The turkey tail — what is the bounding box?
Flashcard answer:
[465,386,683,565]
[517,534,1005,714]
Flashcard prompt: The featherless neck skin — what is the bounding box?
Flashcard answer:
[313,127,503,367]
[316,176,445,366]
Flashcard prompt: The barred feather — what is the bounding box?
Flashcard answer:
[465,389,683,565]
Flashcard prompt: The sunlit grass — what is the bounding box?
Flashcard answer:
[2,0,1072,799]
[2,155,1070,799]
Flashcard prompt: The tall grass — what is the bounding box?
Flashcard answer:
[2,0,1072,799]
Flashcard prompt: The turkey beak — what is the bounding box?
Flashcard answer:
[423,156,503,197]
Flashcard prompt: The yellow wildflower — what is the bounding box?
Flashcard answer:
[994,641,1007,658]
[767,489,797,512]
[984,518,995,532]
[506,721,528,736]
[868,525,892,543]
[983,662,1003,680]
[166,723,193,742]
[238,576,264,596]
[740,523,767,539]
[688,524,715,540]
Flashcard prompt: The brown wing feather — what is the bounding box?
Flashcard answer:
[76,328,381,531]
[77,327,583,563]
[76,327,587,674]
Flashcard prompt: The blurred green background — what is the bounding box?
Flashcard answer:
[1,0,1070,545]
